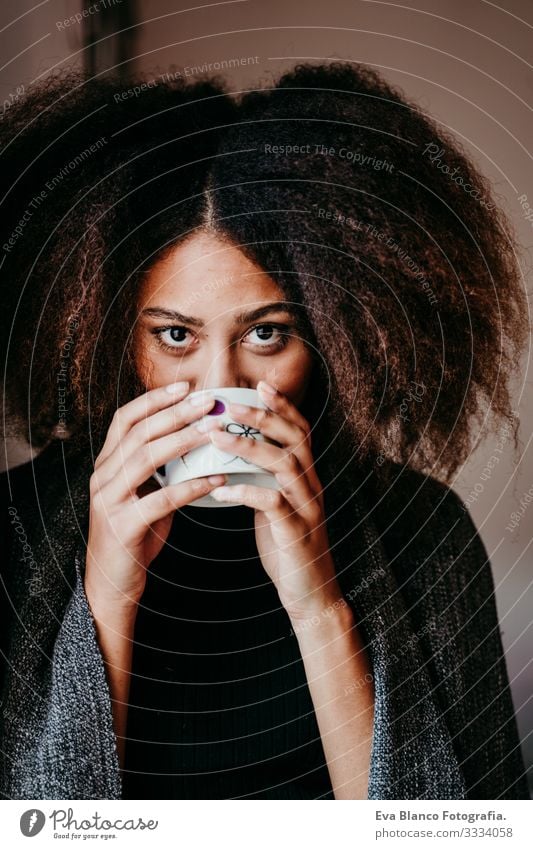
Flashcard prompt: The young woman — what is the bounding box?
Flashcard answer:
[0,61,529,800]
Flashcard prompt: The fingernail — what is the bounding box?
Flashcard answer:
[208,474,227,485]
[258,380,277,396]
[165,380,189,394]
[189,391,215,406]
[195,417,223,433]
[229,402,251,415]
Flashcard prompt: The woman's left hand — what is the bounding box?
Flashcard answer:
[208,380,342,620]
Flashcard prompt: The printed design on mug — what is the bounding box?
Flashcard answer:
[179,420,261,471]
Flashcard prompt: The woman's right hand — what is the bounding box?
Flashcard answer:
[84,381,225,614]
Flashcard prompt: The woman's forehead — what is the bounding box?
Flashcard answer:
[138,232,286,315]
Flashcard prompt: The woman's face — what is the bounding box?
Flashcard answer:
[134,231,315,408]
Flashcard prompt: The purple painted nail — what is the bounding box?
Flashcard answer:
[208,399,226,416]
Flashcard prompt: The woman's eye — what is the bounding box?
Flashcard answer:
[245,324,288,349]
[151,326,194,349]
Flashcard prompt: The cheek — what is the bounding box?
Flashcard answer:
[272,344,315,402]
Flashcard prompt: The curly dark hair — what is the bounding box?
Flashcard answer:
[1,62,527,503]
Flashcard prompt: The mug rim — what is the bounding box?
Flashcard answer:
[186,386,263,399]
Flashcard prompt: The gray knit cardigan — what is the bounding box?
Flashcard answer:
[0,439,529,800]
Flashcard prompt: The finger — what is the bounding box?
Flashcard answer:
[210,428,322,498]
[209,482,304,529]
[224,401,322,495]
[95,391,220,483]
[257,381,313,444]
[95,424,221,503]
[226,401,307,454]
[209,427,316,517]
[123,475,228,538]
[273,468,324,525]
[96,381,191,468]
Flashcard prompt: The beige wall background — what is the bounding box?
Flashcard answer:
[1,0,532,791]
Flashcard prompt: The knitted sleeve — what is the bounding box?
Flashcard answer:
[434,491,529,799]
[386,475,530,800]
[0,463,122,799]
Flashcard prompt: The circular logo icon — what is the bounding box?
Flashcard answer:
[20,809,45,837]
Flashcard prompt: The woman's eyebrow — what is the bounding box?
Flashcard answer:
[140,302,300,327]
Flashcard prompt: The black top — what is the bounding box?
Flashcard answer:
[122,502,334,800]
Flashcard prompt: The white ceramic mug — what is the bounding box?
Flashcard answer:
[152,387,281,507]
